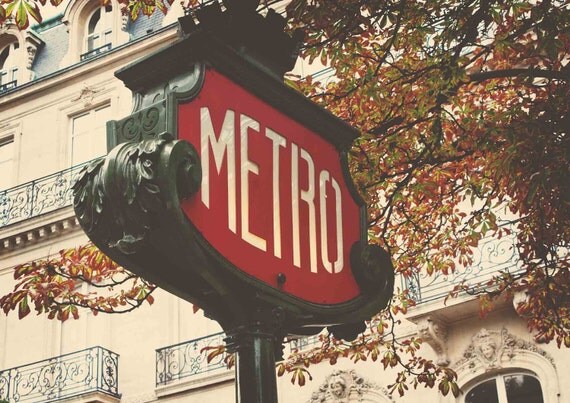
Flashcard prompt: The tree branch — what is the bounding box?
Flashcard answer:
[469,68,569,83]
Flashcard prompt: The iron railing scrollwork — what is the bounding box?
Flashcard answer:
[286,335,320,353]
[402,224,522,304]
[155,332,321,387]
[0,346,119,402]
[0,159,97,229]
[156,332,229,386]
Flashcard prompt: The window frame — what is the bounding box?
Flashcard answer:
[61,0,129,65]
[68,102,112,167]
[454,328,560,403]
[0,135,15,190]
[0,121,21,190]
[82,4,114,60]
[0,39,20,93]
[463,371,544,403]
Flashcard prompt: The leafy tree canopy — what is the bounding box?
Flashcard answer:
[1,0,568,397]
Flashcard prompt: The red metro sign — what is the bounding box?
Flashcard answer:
[77,27,393,335]
[179,69,362,304]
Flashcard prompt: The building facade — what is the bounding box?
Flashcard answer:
[0,1,567,402]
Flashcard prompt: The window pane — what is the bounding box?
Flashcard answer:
[72,112,91,135]
[92,106,111,157]
[0,46,9,69]
[505,375,544,403]
[88,9,101,35]
[466,379,499,403]
[71,105,110,165]
[1,43,19,84]
[86,6,113,51]
[0,140,14,190]
[71,132,93,166]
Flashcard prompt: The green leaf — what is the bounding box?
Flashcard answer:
[18,296,31,319]
[16,0,30,29]
[24,0,41,24]
[5,0,17,18]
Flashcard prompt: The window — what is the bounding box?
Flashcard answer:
[70,105,111,165]
[465,373,544,403]
[0,137,15,190]
[82,4,113,60]
[62,0,129,65]
[0,42,19,92]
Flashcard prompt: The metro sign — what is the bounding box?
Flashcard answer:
[179,69,362,304]
[75,28,393,335]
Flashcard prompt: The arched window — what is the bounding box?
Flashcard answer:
[465,373,544,403]
[454,328,559,403]
[62,0,129,65]
[0,41,19,92]
[83,4,113,59]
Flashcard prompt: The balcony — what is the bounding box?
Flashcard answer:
[402,223,521,305]
[155,331,321,393]
[0,346,120,402]
[0,81,17,94]
[0,160,96,230]
[80,44,112,61]
[155,332,230,387]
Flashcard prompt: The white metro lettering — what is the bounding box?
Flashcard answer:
[200,106,344,274]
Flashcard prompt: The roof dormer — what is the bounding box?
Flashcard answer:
[0,23,43,93]
[60,0,128,66]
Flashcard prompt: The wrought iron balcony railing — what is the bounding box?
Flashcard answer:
[0,346,119,402]
[402,224,521,304]
[155,332,321,387]
[0,159,96,229]
[80,44,112,61]
[0,80,17,94]
[156,332,230,386]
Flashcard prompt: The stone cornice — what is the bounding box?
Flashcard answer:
[0,208,81,256]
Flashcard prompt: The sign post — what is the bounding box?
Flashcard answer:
[73,2,394,401]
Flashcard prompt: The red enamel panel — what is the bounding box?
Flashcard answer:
[179,68,361,304]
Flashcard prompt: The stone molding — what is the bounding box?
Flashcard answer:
[71,83,103,108]
[455,327,555,373]
[155,370,234,399]
[0,211,80,255]
[416,315,449,366]
[308,369,394,403]
[58,391,121,403]
[454,327,560,403]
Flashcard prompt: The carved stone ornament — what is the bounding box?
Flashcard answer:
[72,85,102,108]
[24,30,43,71]
[455,328,555,372]
[309,370,394,403]
[26,45,37,70]
[416,316,449,366]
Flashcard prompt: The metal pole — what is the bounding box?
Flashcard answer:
[227,327,279,403]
